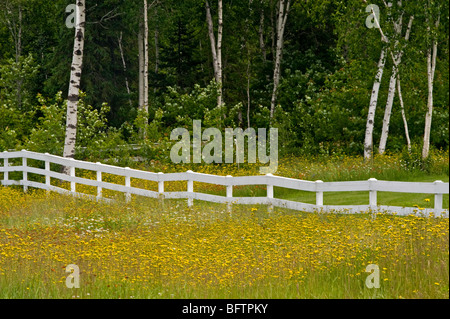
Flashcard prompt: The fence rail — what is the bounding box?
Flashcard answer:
[1,150,448,217]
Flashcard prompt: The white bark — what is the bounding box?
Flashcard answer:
[423,14,440,159]
[270,0,290,119]
[247,0,253,128]
[63,0,85,163]
[397,75,411,152]
[206,0,223,108]
[363,4,406,160]
[206,0,218,81]
[378,67,398,154]
[364,48,387,160]
[138,0,149,116]
[378,15,413,154]
[143,0,149,115]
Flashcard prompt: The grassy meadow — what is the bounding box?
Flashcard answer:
[0,152,448,299]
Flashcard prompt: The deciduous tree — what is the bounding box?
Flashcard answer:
[63,0,86,165]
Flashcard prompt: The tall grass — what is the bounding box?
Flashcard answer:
[0,186,448,299]
[0,151,448,299]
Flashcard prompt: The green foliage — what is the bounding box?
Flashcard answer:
[0,53,39,111]
[400,143,432,172]
[400,144,449,175]
[25,92,66,155]
[161,81,221,127]
[0,101,32,152]
[0,124,19,152]
[24,92,126,161]
[274,59,370,156]
[0,0,448,159]
[0,54,39,152]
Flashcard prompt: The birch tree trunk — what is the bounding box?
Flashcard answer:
[246,0,253,128]
[62,0,85,164]
[143,0,149,115]
[397,75,411,152]
[363,47,387,160]
[363,4,392,160]
[378,15,413,155]
[270,0,290,119]
[206,0,219,82]
[138,0,149,116]
[422,14,440,159]
[205,0,223,108]
[378,66,399,154]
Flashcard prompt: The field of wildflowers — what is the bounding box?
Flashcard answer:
[0,152,448,299]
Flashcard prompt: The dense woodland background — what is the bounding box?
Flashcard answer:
[0,0,448,163]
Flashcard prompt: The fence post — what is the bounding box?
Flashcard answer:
[267,173,274,211]
[69,160,76,193]
[96,163,102,199]
[22,150,28,193]
[158,172,165,194]
[3,151,8,183]
[369,178,377,208]
[45,153,51,192]
[315,180,324,206]
[125,167,131,203]
[226,175,233,212]
[158,172,165,206]
[187,170,193,207]
[434,180,443,216]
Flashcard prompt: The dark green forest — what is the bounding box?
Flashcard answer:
[0,0,448,162]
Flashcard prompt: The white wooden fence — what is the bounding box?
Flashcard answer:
[1,150,448,217]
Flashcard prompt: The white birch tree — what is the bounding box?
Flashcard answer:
[137,0,150,139]
[397,74,411,152]
[363,4,388,160]
[363,2,405,160]
[206,0,223,108]
[62,0,86,164]
[143,0,149,115]
[378,14,413,154]
[363,48,387,160]
[269,0,291,119]
[138,0,149,115]
[422,5,440,159]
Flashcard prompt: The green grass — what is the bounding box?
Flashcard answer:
[0,152,448,299]
[0,192,448,299]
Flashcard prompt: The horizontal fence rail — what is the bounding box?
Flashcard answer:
[1,150,448,217]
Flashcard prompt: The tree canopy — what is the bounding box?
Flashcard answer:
[0,0,448,159]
